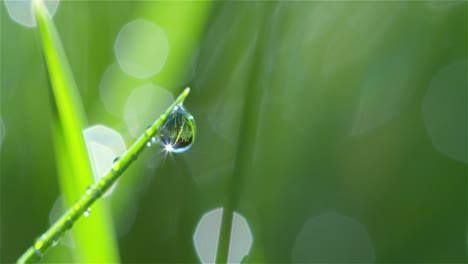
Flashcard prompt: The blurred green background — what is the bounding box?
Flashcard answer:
[1,0,467,263]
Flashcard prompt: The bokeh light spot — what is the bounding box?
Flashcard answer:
[83,125,127,195]
[123,83,174,137]
[114,19,169,79]
[422,60,467,164]
[4,0,60,28]
[99,64,143,117]
[227,212,253,263]
[49,196,75,248]
[193,208,253,264]
[193,208,223,263]
[350,31,428,135]
[292,212,375,263]
[0,117,5,149]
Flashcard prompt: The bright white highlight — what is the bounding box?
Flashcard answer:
[164,144,174,152]
[4,0,60,27]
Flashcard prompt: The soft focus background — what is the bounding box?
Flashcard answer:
[1,0,467,263]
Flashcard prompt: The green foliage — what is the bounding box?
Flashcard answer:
[29,0,119,262]
[2,1,467,263]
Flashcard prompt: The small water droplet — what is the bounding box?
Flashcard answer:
[146,141,152,147]
[85,186,92,195]
[113,157,120,163]
[51,236,60,247]
[65,218,73,229]
[151,136,158,143]
[84,208,91,217]
[34,248,43,260]
[157,105,195,153]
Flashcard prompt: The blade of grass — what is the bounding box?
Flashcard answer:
[17,88,191,264]
[215,2,275,263]
[28,0,119,262]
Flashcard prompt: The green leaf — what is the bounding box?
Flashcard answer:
[33,0,119,262]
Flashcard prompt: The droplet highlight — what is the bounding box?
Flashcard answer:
[83,208,91,217]
[158,105,195,153]
[51,236,60,247]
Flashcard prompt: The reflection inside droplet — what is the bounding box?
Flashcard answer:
[158,105,195,153]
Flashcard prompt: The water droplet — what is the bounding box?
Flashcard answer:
[51,236,60,247]
[65,218,73,230]
[157,105,195,153]
[85,186,92,195]
[33,248,43,260]
[113,157,120,163]
[84,208,92,217]
[146,141,152,147]
[151,136,158,143]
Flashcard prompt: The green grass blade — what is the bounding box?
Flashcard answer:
[31,0,119,262]
[17,88,191,264]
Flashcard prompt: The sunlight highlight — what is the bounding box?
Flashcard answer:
[164,144,174,152]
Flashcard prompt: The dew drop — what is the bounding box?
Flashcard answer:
[146,141,152,147]
[157,105,195,153]
[51,236,60,247]
[85,186,92,195]
[65,218,73,230]
[33,248,43,261]
[84,208,92,217]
